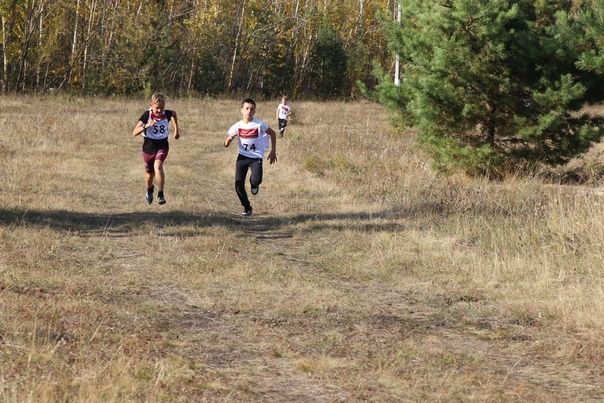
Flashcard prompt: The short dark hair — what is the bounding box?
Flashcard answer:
[241,98,256,106]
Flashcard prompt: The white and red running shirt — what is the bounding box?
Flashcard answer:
[277,103,291,120]
[140,109,172,140]
[227,117,270,159]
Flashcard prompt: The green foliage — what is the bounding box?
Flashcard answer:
[303,155,327,176]
[371,0,604,175]
[0,0,392,98]
[307,23,348,98]
[418,133,503,176]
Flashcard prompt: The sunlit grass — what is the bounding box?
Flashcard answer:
[0,96,602,401]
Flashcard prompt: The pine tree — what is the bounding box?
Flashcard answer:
[371,0,604,175]
[307,23,348,99]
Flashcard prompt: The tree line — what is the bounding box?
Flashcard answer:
[0,0,395,98]
[371,0,604,175]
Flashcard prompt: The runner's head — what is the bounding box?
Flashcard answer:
[281,95,288,103]
[241,98,256,122]
[151,92,166,115]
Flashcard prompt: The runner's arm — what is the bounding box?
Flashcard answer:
[133,120,148,136]
[224,131,237,147]
[266,127,277,164]
[171,112,180,139]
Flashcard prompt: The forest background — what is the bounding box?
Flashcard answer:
[0,0,393,98]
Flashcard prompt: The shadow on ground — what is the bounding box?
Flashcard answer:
[0,207,412,236]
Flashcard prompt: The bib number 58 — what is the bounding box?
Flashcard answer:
[152,125,166,134]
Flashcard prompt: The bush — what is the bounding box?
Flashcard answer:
[370,0,604,176]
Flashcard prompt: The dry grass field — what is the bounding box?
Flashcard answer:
[0,96,602,401]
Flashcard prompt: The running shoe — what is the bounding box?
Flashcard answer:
[158,194,166,205]
[251,185,259,195]
[242,208,252,216]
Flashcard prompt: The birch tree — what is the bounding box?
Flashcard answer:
[0,0,392,96]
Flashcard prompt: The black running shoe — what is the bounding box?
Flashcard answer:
[242,208,252,216]
[251,185,259,195]
[158,193,166,205]
[146,186,154,205]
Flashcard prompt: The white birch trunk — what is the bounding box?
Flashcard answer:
[359,0,364,31]
[82,0,97,90]
[187,45,196,93]
[1,16,7,93]
[227,0,246,92]
[17,0,38,91]
[71,0,80,57]
[102,0,118,71]
[394,2,400,86]
[67,0,81,86]
[36,2,44,88]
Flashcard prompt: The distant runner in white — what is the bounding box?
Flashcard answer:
[225,98,278,216]
[276,95,292,138]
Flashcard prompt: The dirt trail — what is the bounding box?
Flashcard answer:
[129,143,603,401]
